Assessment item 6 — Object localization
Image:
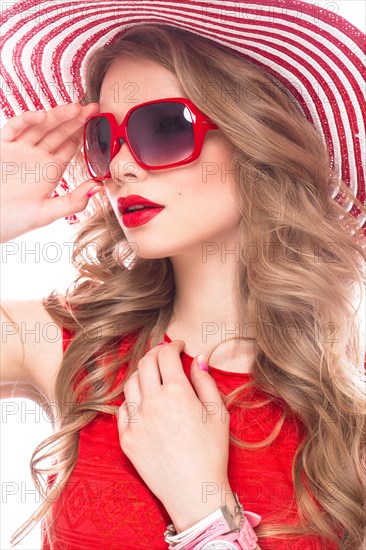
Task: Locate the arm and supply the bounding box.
[0,299,63,402]
[164,482,239,533]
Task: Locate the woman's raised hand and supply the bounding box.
[117,340,237,533]
[0,102,103,243]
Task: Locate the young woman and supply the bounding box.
[1,2,365,550]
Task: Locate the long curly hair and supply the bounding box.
[10,25,366,549]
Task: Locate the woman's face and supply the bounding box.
[99,56,242,260]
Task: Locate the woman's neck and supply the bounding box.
[166,250,258,373]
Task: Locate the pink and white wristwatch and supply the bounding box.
[164,493,261,550]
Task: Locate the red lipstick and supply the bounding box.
[117,195,165,228]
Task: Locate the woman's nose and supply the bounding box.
[109,140,149,184]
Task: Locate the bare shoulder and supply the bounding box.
[0,298,64,402]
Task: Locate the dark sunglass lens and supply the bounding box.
[85,116,111,178]
[127,102,194,166]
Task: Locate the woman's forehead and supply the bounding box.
[99,55,185,114]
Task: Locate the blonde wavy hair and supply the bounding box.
[11,25,366,549]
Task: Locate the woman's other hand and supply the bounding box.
[117,339,237,532]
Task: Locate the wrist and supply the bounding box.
[164,480,239,533]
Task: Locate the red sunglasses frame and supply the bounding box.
[83,97,218,181]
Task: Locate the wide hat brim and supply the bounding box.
[1,0,365,235]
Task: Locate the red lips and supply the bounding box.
[117,195,164,214]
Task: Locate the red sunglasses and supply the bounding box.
[83,97,218,180]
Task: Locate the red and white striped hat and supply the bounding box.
[1,0,365,234]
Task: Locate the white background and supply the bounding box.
[1,1,365,548]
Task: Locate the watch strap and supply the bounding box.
[195,511,260,550]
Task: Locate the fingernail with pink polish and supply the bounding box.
[158,341,168,346]
[87,185,103,198]
[197,354,208,371]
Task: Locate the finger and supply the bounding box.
[15,103,98,147]
[36,103,99,153]
[155,339,188,385]
[38,179,104,225]
[119,371,141,429]
[137,346,164,398]
[190,354,225,406]
[37,115,85,154]
[12,103,81,146]
[1,110,47,142]
[48,125,84,165]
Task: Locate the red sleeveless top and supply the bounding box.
[41,327,339,550]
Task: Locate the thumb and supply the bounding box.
[191,354,223,405]
[43,179,104,221]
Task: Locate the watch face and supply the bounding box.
[201,541,238,550]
